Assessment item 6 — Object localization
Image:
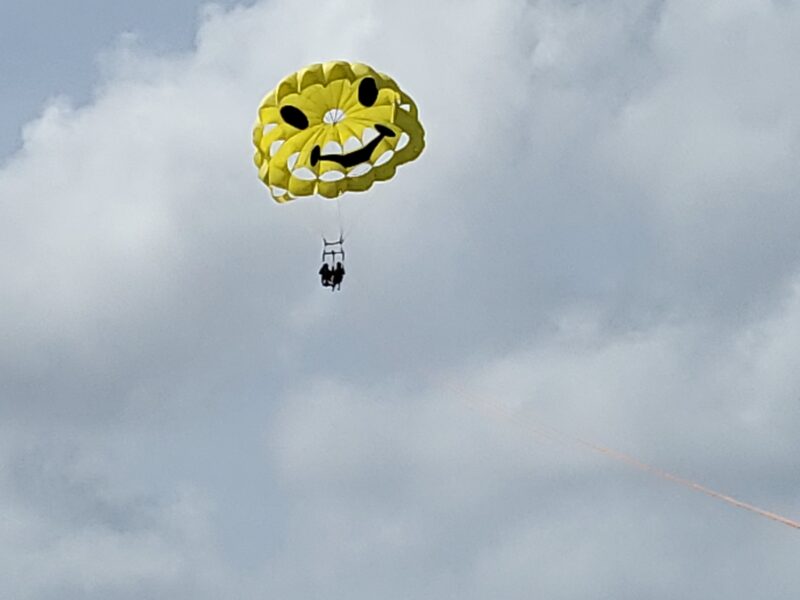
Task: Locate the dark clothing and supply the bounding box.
[319,264,332,287]
[331,263,345,291]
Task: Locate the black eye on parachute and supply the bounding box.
[358,77,379,107]
[280,105,309,130]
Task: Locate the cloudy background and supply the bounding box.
[2,0,799,597]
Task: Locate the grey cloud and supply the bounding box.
[1,0,800,598]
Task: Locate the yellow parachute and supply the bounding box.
[253,61,425,203]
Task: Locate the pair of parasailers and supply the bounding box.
[319,262,345,291]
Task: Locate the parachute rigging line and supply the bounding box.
[336,196,345,242]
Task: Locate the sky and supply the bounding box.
[1,0,799,598]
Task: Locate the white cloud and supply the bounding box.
[2,0,800,598]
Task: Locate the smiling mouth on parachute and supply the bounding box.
[311,124,396,168]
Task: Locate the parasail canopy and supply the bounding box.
[253,61,425,203]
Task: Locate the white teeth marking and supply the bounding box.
[271,186,287,196]
[323,108,346,124]
[361,127,379,145]
[396,132,410,151]
[348,163,372,178]
[322,141,343,155]
[343,136,362,153]
[375,150,394,166]
[262,123,277,135]
[399,103,411,111]
[287,152,299,171]
[320,170,345,182]
[292,167,317,181]
[270,139,284,157]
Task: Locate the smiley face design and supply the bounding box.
[253,61,425,203]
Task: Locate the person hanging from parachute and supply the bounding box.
[318,263,332,287]
[331,261,345,291]
[252,61,425,290]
